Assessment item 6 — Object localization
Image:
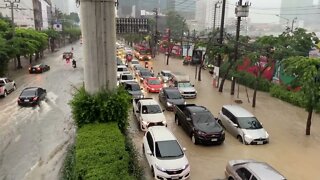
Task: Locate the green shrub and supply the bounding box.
[76,123,134,180]
[60,144,76,180]
[125,135,144,180]
[269,84,306,108]
[69,86,131,133]
[220,62,271,92]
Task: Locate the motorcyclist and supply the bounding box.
[72,59,77,68]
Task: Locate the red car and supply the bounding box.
[143,77,163,93]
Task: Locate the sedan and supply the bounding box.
[138,69,153,83]
[225,159,286,180]
[143,77,163,93]
[17,87,47,106]
[159,87,185,110]
[29,64,50,73]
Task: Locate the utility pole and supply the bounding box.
[186,30,190,57]
[230,0,250,95]
[80,0,117,93]
[213,1,221,30]
[5,0,20,69]
[217,0,226,91]
[166,28,171,65]
[153,8,158,57]
[291,17,297,32]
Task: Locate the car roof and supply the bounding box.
[139,99,159,106]
[245,162,286,180]
[117,65,127,68]
[124,81,139,85]
[146,77,158,80]
[22,87,39,91]
[186,105,208,113]
[223,105,254,117]
[163,87,179,92]
[149,126,177,142]
[161,70,171,73]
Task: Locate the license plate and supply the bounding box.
[211,138,217,142]
[24,99,29,102]
[257,141,263,145]
[171,176,179,180]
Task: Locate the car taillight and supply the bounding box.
[37,68,41,70]
[32,97,38,101]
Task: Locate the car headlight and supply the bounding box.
[196,130,206,136]
[162,120,167,125]
[195,90,198,94]
[166,101,173,106]
[140,94,144,98]
[151,88,155,91]
[155,164,166,172]
[182,164,189,170]
[184,101,187,105]
[148,56,151,59]
[142,121,148,125]
[265,131,269,138]
[139,57,143,59]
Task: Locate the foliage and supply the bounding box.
[270,84,306,108]
[69,86,131,133]
[166,11,188,41]
[59,144,76,180]
[75,123,134,180]
[62,28,81,42]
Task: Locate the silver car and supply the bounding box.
[225,159,286,180]
[158,70,171,83]
[218,105,269,145]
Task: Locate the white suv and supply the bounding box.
[143,126,190,180]
[218,105,269,145]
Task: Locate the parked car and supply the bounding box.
[174,104,225,145]
[29,64,50,73]
[142,126,190,180]
[138,69,153,83]
[17,87,47,106]
[118,73,135,85]
[158,70,172,83]
[225,159,286,180]
[218,105,269,145]
[143,77,163,93]
[129,60,140,69]
[117,57,124,66]
[117,65,130,79]
[123,81,144,99]
[62,52,73,59]
[133,98,166,131]
[0,78,16,97]
[169,72,197,98]
[159,87,185,110]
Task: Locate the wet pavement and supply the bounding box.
[129,53,320,180]
[0,43,83,180]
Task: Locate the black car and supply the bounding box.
[123,81,144,99]
[138,69,153,82]
[174,104,225,145]
[17,87,47,106]
[159,87,185,110]
[29,64,50,73]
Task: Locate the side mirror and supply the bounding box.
[146,149,152,155]
[186,117,191,121]
[182,147,187,152]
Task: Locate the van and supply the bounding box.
[169,72,197,98]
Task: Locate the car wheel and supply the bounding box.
[228,177,234,180]
[237,136,243,144]
[175,115,180,126]
[191,134,198,145]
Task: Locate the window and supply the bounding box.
[236,168,252,180]
[146,132,154,153]
[155,140,183,159]
[4,79,9,83]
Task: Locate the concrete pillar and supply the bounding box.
[80,0,117,94]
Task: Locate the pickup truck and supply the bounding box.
[174,104,225,145]
[169,72,197,98]
[0,78,16,97]
[133,98,167,131]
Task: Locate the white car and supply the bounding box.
[129,60,140,70]
[218,105,269,145]
[118,73,135,86]
[117,65,130,79]
[143,126,190,180]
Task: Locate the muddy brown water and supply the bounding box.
[129,54,320,180]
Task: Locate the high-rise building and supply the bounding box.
[280,0,318,29]
[174,0,196,20]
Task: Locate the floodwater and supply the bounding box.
[129,53,320,180]
[0,43,82,180]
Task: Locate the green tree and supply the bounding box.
[283,56,320,135]
[43,28,59,52]
[166,11,188,42]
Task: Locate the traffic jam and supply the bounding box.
[116,42,284,180]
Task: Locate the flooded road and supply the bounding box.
[129,53,320,180]
[0,43,83,180]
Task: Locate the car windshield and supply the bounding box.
[21,89,36,96]
[124,75,133,80]
[141,71,151,76]
[140,49,151,55]
[129,84,140,91]
[162,72,171,77]
[155,140,184,159]
[148,79,161,85]
[132,61,139,64]
[178,82,192,87]
[141,105,162,114]
[167,91,182,99]
[238,117,263,129]
[191,112,215,124]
